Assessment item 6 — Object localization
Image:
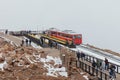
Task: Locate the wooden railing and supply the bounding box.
[77,60,110,80]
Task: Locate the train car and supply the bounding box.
[41,28,82,47]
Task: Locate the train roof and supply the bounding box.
[48,28,80,35]
[62,30,76,34]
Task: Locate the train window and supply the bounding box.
[61,33,67,37]
[58,33,60,35]
[68,35,72,38]
[77,35,81,38]
[60,33,62,36]
[51,32,55,34]
[73,35,81,38]
[58,33,72,38]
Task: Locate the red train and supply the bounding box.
[41,28,82,47]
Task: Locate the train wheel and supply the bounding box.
[69,42,76,48]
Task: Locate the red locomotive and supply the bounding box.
[41,28,82,47]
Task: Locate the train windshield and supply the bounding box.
[73,35,81,39]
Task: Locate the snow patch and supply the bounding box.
[31,42,42,49]
[83,75,89,80]
[80,72,85,75]
[40,56,68,77]
[0,61,7,71]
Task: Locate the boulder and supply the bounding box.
[0,57,5,63]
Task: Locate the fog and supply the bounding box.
[0,0,120,52]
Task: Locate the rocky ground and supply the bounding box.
[0,38,89,80]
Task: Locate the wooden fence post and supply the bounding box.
[85,64,87,72]
[79,61,81,68]
[117,66,119,73]
[95,68,98,77]
[89,65,91,74]
[105,73,107,80]
[100,71,102,80]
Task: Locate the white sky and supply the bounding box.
[0,0,120,52]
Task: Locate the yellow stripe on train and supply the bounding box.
[40,34,66,44]
[28,34,40,40]
[50,36,66,42]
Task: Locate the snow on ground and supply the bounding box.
[72,47,120,65]
[83,75,89,80]
[33,49,68,77]
[0,61,7,71]
[31,42,42,49]
[81,44,120,63]
[80,72,89,80]
[40,56,68,77]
